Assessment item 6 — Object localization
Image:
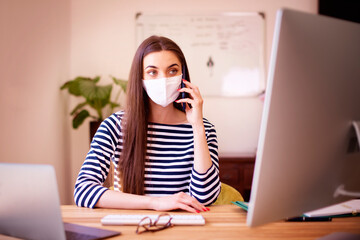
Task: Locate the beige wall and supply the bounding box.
[0,0,71,203]
[0,0,317,204]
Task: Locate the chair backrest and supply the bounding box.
[213,183,244,205]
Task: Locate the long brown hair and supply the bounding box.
[119,35,191,194]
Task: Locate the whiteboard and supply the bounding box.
[136,13,266,97]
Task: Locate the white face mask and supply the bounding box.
[143,74,182,107]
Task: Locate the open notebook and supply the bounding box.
[0,163,120,240]
[304,199,360,218]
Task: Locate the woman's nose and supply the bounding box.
[158,71,169,79]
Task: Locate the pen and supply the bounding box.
[285,216,332,222]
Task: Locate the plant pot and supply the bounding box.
[90,121,101,143]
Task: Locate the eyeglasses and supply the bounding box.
[136,213,173,234]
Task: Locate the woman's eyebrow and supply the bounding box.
[144,63,179,70]
[144,65,158,70]
[168,63,180,68]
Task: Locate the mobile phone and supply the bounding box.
[181,66,190,111]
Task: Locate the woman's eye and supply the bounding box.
[147,70,157,76]
[169,69,178,75]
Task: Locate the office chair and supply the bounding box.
[213,183,244,205]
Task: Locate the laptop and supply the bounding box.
[0,163,120,240]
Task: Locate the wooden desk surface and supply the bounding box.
[61,205,360,240]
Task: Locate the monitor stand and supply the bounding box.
[352,121,360,150]
[334,121,360,199]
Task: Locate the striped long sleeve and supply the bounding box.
[74,111,220,208]
[74,113,122,208]
[189,120,221,205]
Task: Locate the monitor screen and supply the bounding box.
[247,8,360,227]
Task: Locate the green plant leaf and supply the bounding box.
[60,81,71,90]
[73,109,90,129]
[79,81,112,102]
[93,76,101,83]
[60,77,94,96]
[70,101,88,115]
[110,102,120,108]
[61,75,127,128]
[60,80,81,96]
[112,77,128,93]
[78,81,112,120]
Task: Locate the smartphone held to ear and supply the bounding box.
[180,80,189,111]
[180,65,191,111]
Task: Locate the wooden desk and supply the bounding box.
[62,205,360,239]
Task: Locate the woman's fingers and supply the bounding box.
[175,192,207,212]
[176,97,194,105]
[180,80,202,98]
[177,203,198,213]
[176,89,202,106]
[152,193,210,213]
[182,79,197,90]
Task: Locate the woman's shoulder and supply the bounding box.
[202,117,215,129]
[202,118,217,140]
[102,110,125,126]
[113,110,125,119]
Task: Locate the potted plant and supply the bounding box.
[60,75,127,140]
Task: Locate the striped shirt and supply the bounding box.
[74,111,221,208]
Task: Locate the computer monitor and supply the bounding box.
[247,8,360,227]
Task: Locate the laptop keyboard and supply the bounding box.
[101,214,205,225]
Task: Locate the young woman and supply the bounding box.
[74,36,220,213]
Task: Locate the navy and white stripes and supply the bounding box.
[74,111,220,208]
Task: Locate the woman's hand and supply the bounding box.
[176,80,204,127]
[150,192,209,213]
